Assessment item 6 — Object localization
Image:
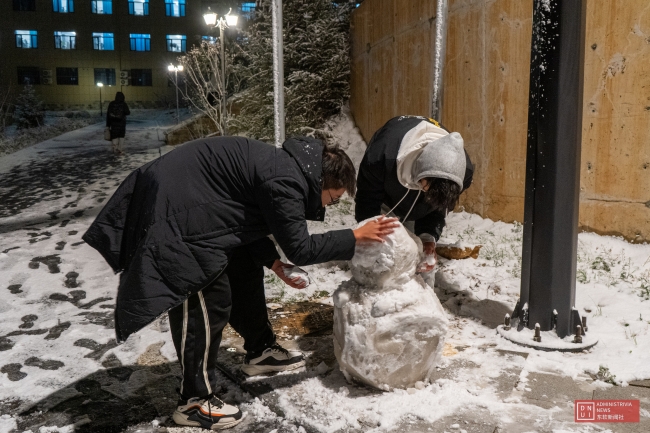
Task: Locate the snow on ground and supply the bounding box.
[258,209,650,432]
[0,110,648,432]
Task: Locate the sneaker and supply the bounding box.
[173,395,243,430]
[241,343,306,376]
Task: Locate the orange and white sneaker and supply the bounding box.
[173,395,243,430]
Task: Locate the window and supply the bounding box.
[91,0,112,14]
[129,34,150,51]
[202,35,216,44]
[13,0,36,11]
[54,31,76,50]
[165,0,185,17]
[240,2,255,13]
[17,67,41,85]
[94,68,116,86]
[15,30,38,49]
[56,67,78,85]
[93,33,114,50]
[53,0,74,13]
[131,69,152,86]
[166,34,186,52]
[128,0,148,15]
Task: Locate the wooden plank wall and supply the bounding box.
[349,0,650,242]
[350,0,438,139]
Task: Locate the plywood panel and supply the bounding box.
[444,0,488,215]
[395,0,437,35]
[350,0,438,141]
[395,24,434,117]
[578,0,650,241]
[481,0,532,223]
[366,40,396,136]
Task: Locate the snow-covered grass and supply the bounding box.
[0,115,100,156]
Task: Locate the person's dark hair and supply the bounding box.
[423,177,461,212]
[322,144,356,197]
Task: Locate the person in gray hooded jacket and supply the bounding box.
[355,116,474,271]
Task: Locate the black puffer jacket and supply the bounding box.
[106,92,130,139]
[83,136,356,342]
[355,116,474,240]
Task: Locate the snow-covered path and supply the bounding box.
[1,111,649,433]
[0,112,184,432]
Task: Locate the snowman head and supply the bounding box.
[350,219,422,288]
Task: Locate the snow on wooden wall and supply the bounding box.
[350,0,650,242]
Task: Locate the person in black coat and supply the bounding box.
[83,136,396,429]
[106,91,130,154]
[356,115,474,273]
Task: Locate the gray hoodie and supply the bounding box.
[395,121,466,190]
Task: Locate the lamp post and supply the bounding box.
[168,64,184,124]
[203,8,238,135]
[97,82,104,116]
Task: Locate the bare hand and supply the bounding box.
[353,216,400,243]
[271,260,308,289]
[417,241,438,273]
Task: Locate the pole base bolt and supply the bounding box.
[504,314,511,331]
[533,323,541,342]
[573,325,583,343]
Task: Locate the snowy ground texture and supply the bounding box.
[0,109,649,433]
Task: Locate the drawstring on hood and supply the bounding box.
[385,189,421,221]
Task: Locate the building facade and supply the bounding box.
[1,0,213,110]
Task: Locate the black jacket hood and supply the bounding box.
[282,137,326,221]
[115,92,125,102]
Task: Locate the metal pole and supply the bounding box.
[220,23,227,135]
[431,0,448,122]
[272,0,285,146]
[175,70,179,124]
[99,86,102,116]
[518,0,587,338]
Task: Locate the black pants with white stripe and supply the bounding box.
[168,246,276,398]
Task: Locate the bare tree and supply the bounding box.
[176,40,242,137]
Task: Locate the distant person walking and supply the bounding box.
[106,92,130,155]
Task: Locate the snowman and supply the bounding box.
[333,219,448,390]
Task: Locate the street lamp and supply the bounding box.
[203,7,238,135]
[96,82,104,116]
[168,64,184,124]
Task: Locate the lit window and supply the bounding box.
[166,34,186,52]
[13,0,36,11]
[56,67,78,85]
[53,0,74,13]
[93,33,114,50]
[131,69,152,86]
[128,0,148,15]
[15,30,38,49]
[165,0,185,17]
[17,67,41,85]
[54,31,76,50]
[202,35,216,44]
[240,2,255,12]
[94,68,116,86]
[91,0,112,14]
[130,33,151,51]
